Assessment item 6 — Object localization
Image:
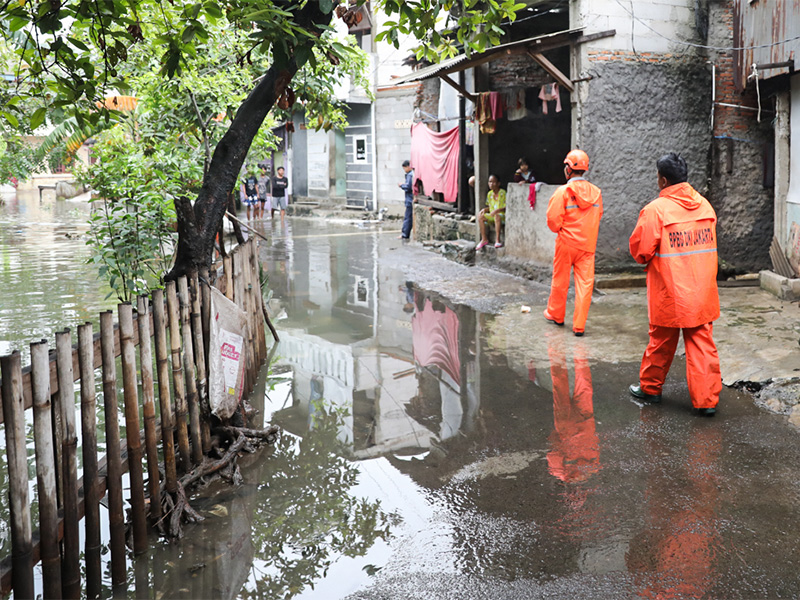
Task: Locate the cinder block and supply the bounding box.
[760,270,800,301]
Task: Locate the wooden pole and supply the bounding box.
[178,276,203,464]
[152,288,178,494]
[223,255,234,300]
[1,351,34,600]
[247,240,266,363]
[190,272,212,454]
[99,310,126,587]
[77,322,102,599]
[56,328,80,599]
[137,296,162,524]
[30,340,62,600]
[118,303,148,554]
[233,247,254,394]
[167,280,192,471]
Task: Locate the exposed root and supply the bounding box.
[155,424,281,539]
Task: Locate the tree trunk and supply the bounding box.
[168,2,331,279]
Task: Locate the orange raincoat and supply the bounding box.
[545,178,603,332]
[629,182,721,408]
[629,182,719,328]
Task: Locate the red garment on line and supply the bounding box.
[410,122,460,204]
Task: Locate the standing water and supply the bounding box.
[4,212,800,598]
[0,189,114,360]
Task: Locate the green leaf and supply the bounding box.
[30,107,47,130]
[2,111,19,128]
[319,0,334,14]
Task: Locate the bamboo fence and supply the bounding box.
[0,238,273,598]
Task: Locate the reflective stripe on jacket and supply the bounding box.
[546,177,603,252]
[629,182,720,328]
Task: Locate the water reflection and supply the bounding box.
[141,401,392,600]
[627,413,722,599]
[544,337,601,484]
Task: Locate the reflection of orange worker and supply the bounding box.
[543,150,603,337]
[628,153,721,416]
[546,339,601,483]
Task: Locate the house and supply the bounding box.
[388,0,776,276]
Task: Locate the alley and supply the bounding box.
[139,217,800,599]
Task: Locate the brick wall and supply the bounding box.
[706,0,773,274]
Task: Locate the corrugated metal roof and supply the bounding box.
[735,0,800,89]
[391,27,583,85]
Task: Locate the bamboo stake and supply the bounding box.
[178,276,203,464]
[167,280,192,471]
[77,322,102,599]
[56,328,80,599]
[233,247,254,394]
[30,340,61,600]
[118,303,148,554]
[137,296,162,524]
[249,239,268,360]
[1,351,34,600]
[223,255,234,300]
[191,272,211,454]
[99,311,126,587]
[152,289,178,494]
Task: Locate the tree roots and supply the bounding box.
[156,424,280,539]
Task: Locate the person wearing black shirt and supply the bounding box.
[271,166,289,222]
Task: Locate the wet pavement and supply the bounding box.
[3,208,800,598]
[137,217,800,599]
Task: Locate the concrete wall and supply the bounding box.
[705,0,773,274]
[375,85,416,216]
[573,0,712,270]
[504,182,558,266]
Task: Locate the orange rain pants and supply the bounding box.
[546,237,595,333]
[639,322,721,409]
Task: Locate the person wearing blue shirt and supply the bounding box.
[399,160,414,240]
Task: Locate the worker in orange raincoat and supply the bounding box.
[628,153,721,416]
[544,149,603,336]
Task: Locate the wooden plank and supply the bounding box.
[439,74,477,102]
[771,236,795,278]
[528,51,574,93]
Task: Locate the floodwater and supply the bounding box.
[138,219,800,599]
[0,189,114,361]
[3,211,800,598]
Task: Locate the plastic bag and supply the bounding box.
[208,287,248,420]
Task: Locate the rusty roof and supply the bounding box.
[390,27,583,85]
[735,0,800,89]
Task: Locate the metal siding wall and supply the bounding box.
[346,124,373,206]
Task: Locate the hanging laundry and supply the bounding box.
[506,89,527,121]
[539,83,562,114]
[528,182,537,210]
[410,122,460,204]
[488,91,505,120]
[465,117,476,146]
[476,93,495,134]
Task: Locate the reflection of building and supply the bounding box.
[265,222,479,459]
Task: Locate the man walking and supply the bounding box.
[543,149,603,337]
[628,153,721,416]
[271,166,289,223]
[399,160,414,240]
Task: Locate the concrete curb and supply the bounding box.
[760,269,800,301]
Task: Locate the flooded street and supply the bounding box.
[2,210,800,598]
[0,190,114,360]
[141,218,800,599]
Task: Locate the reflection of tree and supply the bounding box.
[240,401,392,599]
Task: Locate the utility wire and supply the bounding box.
[614,0,800,52]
